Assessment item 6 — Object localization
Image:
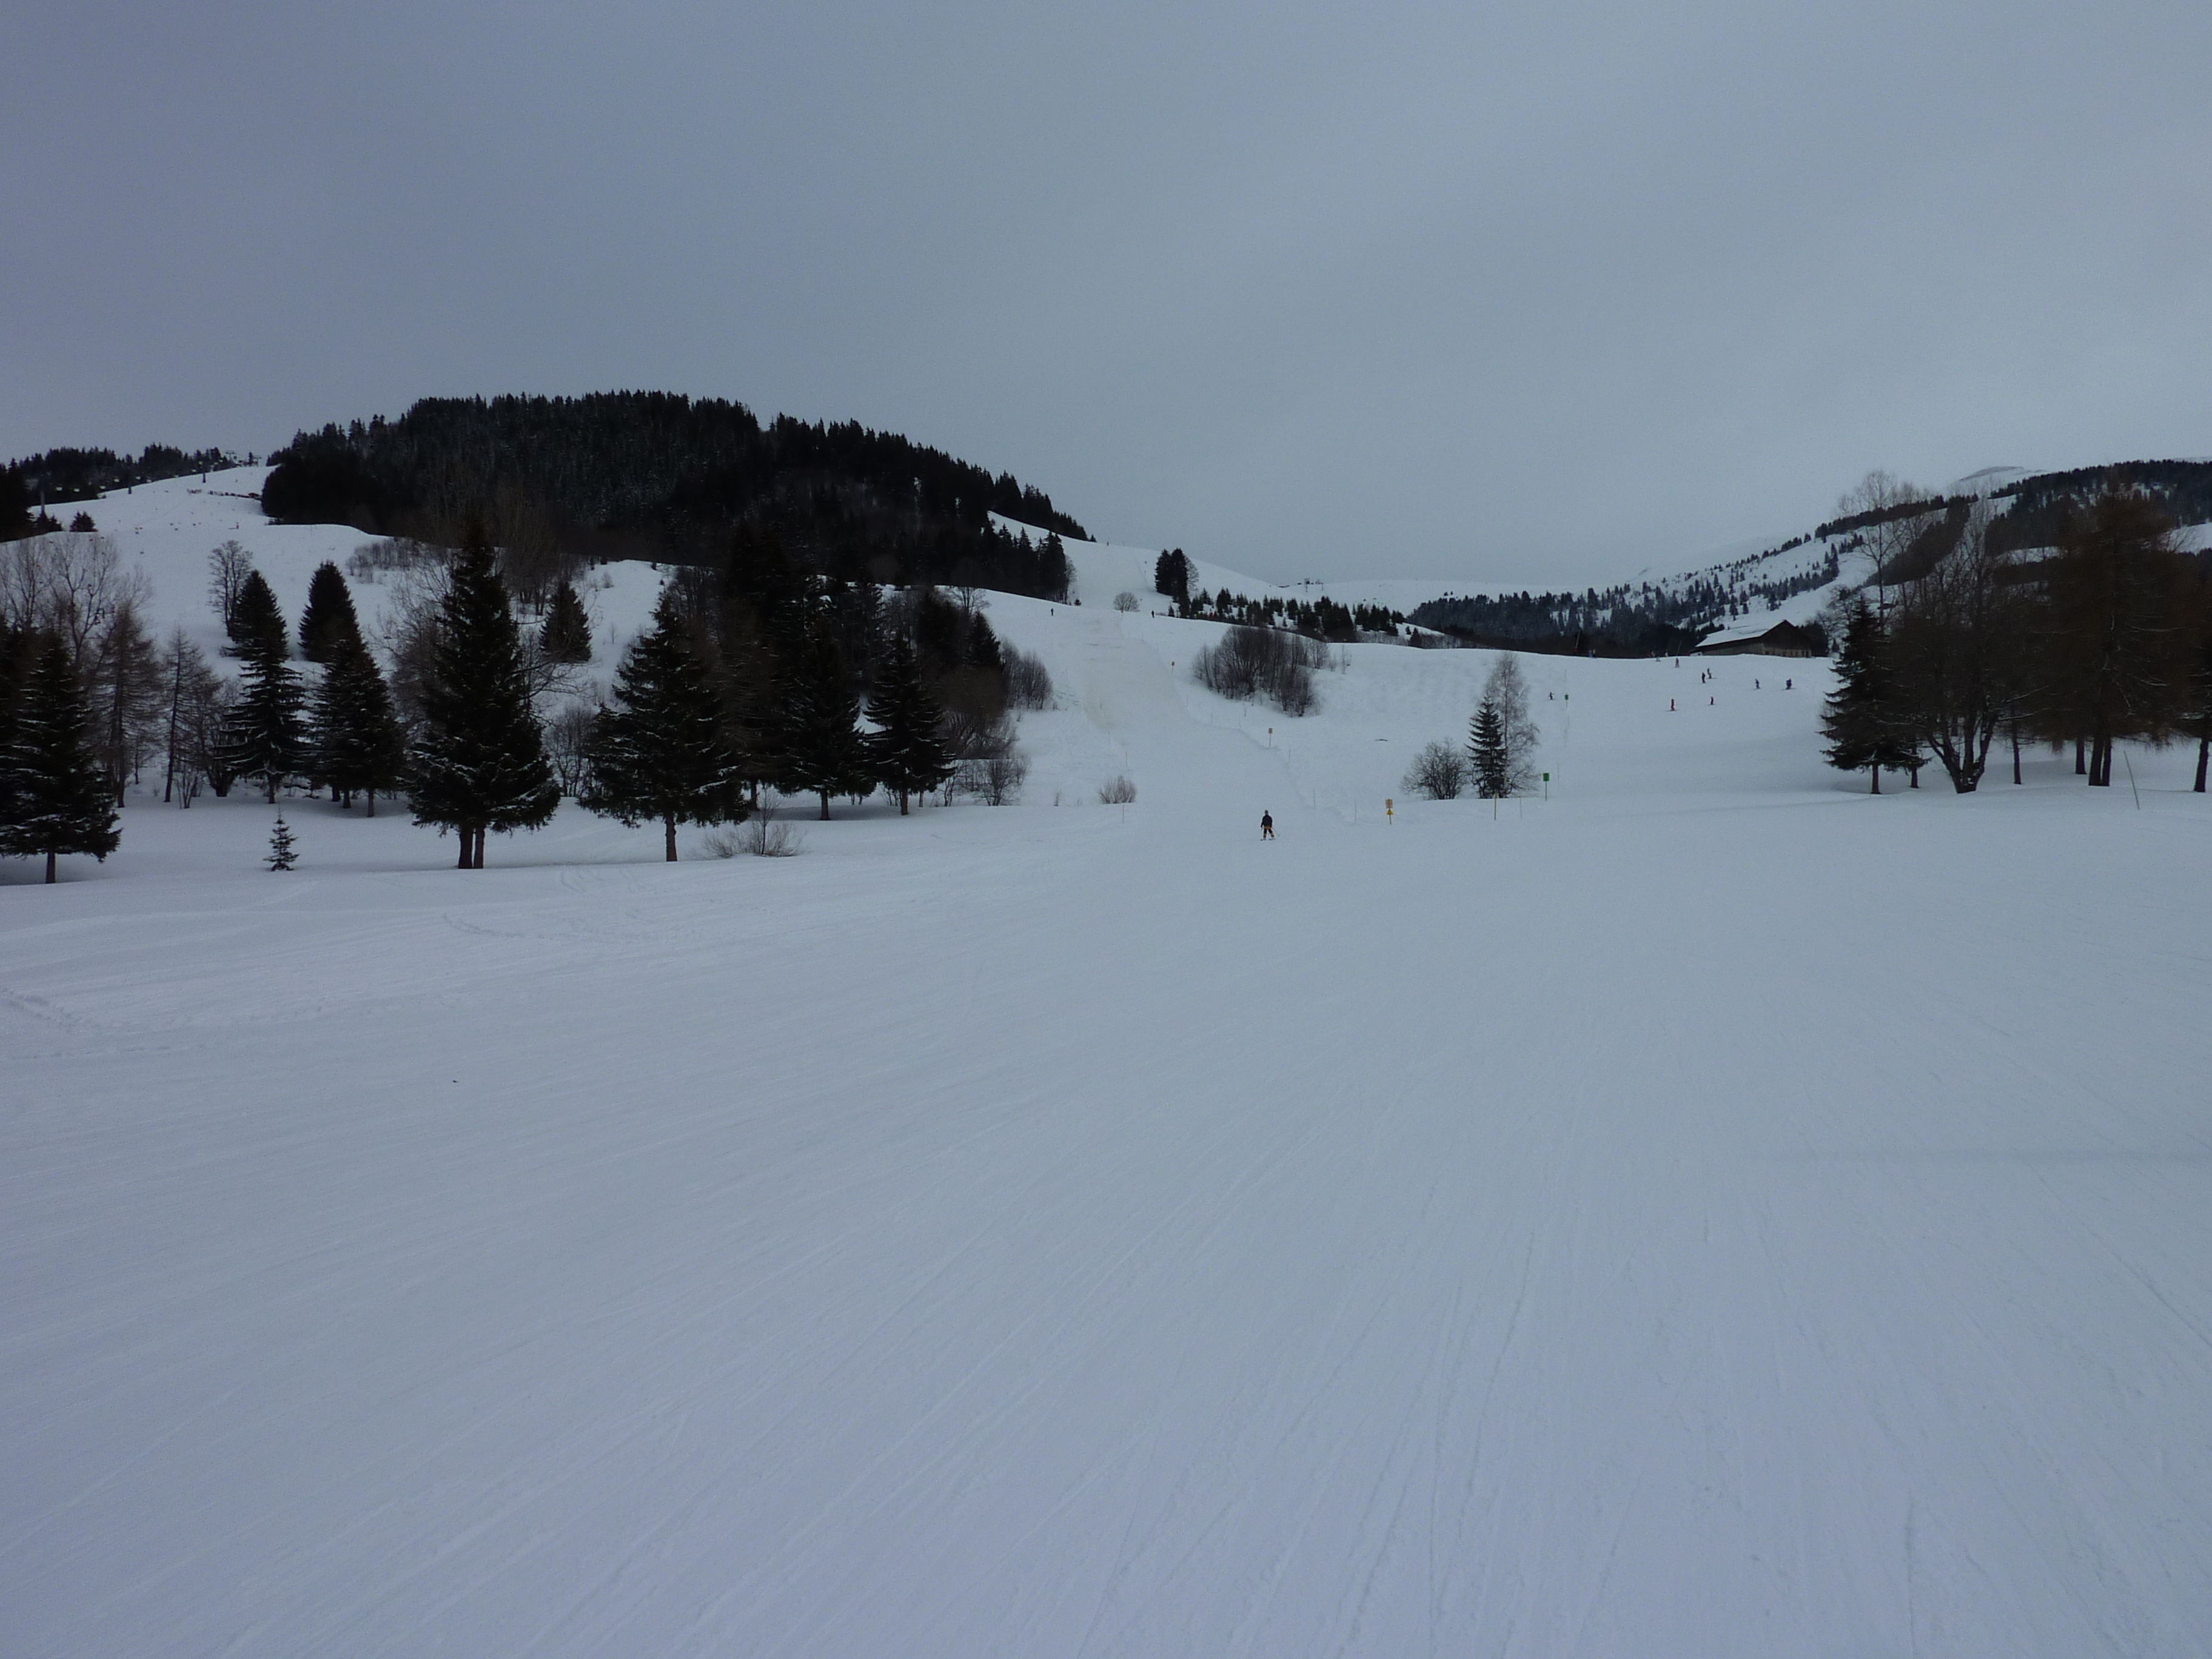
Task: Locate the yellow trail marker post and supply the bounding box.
[1386,798,1393,825]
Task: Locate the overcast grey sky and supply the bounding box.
[5,1,2209,583]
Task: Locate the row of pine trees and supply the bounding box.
[2,515,1042,878]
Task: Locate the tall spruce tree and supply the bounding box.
[966,611,1005,675]
[312,634,407,814]
[1469,698,1511,799]
[1822,598,1918,793]
[298,561,364,663]
[221,593,306,803]
[774,619,873,820]
[866,634,954,814]
[407,520,560,867]
[540,578,594,665]
[581,589,747,859]
[229,568,287,660]
[0,637,121,882]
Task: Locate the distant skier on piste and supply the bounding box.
[1261,811,1274,840]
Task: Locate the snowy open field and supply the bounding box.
[5,478,2212,1655]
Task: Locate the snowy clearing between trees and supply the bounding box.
[6,477,2212,1655]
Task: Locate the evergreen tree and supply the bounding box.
[866,634,954,814]
[1469,698,1511,799]
[2041,489,2191,786]
[229,568,287,660]
[540,578,594,665]
[580,589,747,859]
[1153,548,1191,605]
[911,586,966,674]
[311,634,407,815]
[407,519,560,867]
[221,593,307,803]
[966,611,1005,675]
[266,814,298,871]
[1821,598,1918,792]
[298,561,364,663]
[0,637,121,882]
[774,619,873,819]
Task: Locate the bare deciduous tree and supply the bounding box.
[1403,740,1468,799]
[543,698,601,797]
[1480,654,1540,793]
[207,540,253,634]
[1886,501,2034,793]
[86,599,166,803]
[1,533,152,669]
[157,628,224,805]
[1835,470,1941,605]
[1003,645,1054,709]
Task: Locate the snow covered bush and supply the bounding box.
[1098,774,1136,804]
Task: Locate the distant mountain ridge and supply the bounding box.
[1410,455,2212,655]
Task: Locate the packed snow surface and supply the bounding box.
[5,480,2211,1656]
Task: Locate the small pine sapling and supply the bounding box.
[266,814,298,871]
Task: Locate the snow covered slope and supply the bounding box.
[66,464,668,685]
[5,481,2212,1657]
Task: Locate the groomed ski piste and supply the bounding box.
[5,473,2210,1656]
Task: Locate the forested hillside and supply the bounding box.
[259,394,1085,601]
[1410,456,2212,655]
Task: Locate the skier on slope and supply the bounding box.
[1261,811,1275,840]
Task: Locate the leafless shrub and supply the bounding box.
[346,537,443,585]
[1191,623,1325,715]
[970,749,1029,805]
[545,699,601,797]
[1114,591,1139,612]
[942,705,1016,765]
[1098,773,1137,804]
[1403,740,1468,799]
[705,816,803,857]
[1004,645,1054,709]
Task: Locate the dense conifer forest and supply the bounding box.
[257,394,1085,602]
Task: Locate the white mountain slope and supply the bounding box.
[4,474,2210,1657]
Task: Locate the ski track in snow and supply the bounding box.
[3,474,2211,1655]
